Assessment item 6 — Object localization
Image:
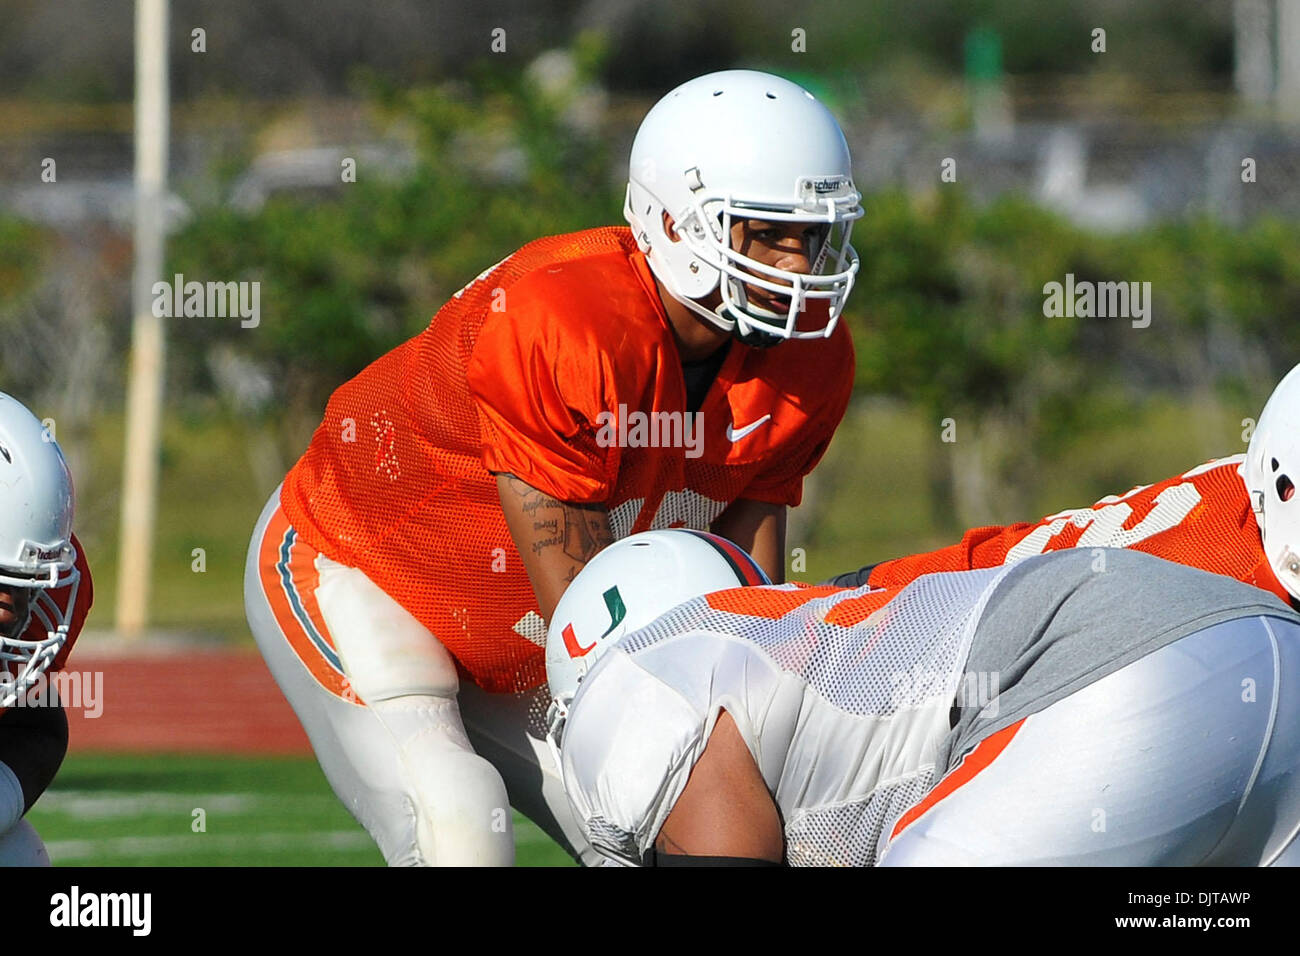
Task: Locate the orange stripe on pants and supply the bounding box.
[255,503,355,701]
[890,718,1027,841]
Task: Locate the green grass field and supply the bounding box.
[29,753,576,867]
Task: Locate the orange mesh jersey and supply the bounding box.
[864,455,1291,604]
[705,582,900,628]
[281,226,855,693]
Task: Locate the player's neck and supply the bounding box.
[655,279,732,363]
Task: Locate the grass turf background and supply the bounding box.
[30,753,576,866]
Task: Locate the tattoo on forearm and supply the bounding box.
[531,536,563,555]
[561,504,609,563]
[503,475,612,568]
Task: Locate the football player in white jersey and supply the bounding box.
[545,531,1300,866]
[0,394,91,867]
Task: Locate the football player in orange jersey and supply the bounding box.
[825,363,1300,611]
[0,394,93,866]
[243,70,864,865]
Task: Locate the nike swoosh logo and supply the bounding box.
[726,414,772,442]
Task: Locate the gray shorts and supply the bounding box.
[880,613,1300,865]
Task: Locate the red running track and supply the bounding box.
[62,648,313,756]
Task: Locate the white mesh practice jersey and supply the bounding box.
[559,563,1018,866]
[559,547,1299,866]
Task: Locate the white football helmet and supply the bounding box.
[544,529,769,759]
[1241,363,1300,602]
[624,70,862,345]
[0,393,79,708]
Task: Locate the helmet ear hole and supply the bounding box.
[660,210,678,241]
[1278,474,1295,502]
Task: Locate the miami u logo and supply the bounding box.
[560,586,627,658]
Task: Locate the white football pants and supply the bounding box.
[880,614,1300,865]
[244,487,598,866]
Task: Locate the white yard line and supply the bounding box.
[46,826,555,861]
[46,831,375,861]
[35,790,560,857]
[35,790,337,819]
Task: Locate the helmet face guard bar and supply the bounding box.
[676,188,863,340]
[0,555,76,590]
[544,695,570,773]
[0,559,78,709]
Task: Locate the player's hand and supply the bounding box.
[818,563,879,588]
[712,499,786,583]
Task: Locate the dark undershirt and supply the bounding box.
[681,340,732,414]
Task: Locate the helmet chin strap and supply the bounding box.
[722,277,788,348]
[665,273,787,349]
[725,308,785,348]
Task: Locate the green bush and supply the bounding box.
[168,69,620,422]
[163,74,1300,528]
[0,216,47,304]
